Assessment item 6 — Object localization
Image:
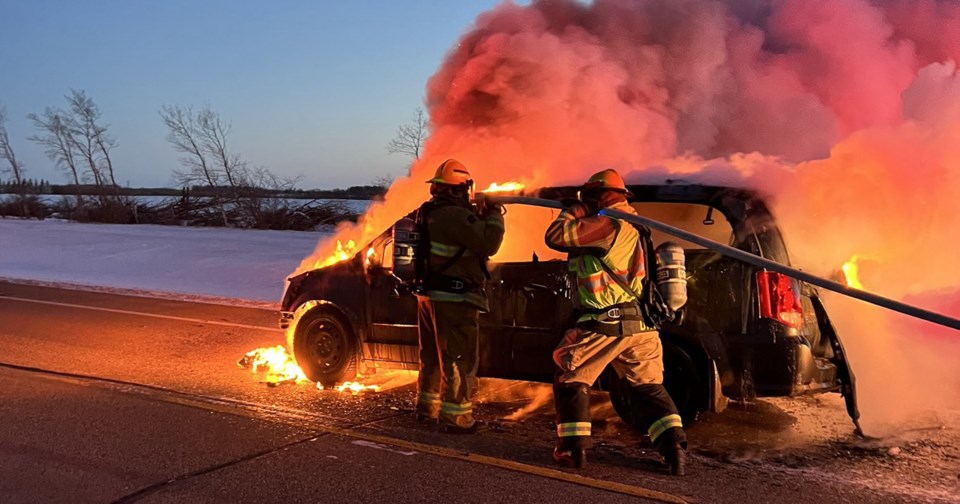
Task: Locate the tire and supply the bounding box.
[606,341,703,430]
[662,342,702,424]
[292,307,358,387]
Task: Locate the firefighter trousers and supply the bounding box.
[416,297,480,428]
[553,327,685,451]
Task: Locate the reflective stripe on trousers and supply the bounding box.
[417,391,440,410]
[556,421,592,438]
[648,414,683,442]
[440,401,473,416]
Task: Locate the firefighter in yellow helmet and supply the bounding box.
[544,168,687,475]
[414,159,505,433]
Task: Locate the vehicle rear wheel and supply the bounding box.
[292,307,358,387]
[606,341,703,430]
[662,342,702,424]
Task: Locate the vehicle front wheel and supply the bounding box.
[292,307,358,387]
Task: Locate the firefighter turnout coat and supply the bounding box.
[416,194,504,430]
[544,200,684,451]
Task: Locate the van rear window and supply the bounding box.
[630,202,733,249]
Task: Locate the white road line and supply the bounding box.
[351,440,418,456]
[0,295,283,332]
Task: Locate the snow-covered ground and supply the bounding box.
[0,218,330,305]
[1,194,372,215]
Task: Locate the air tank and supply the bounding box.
[655,241,687,312]
[392,217,419,284]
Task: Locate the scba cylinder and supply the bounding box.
[392,217,419,284]
[655,241,687,312]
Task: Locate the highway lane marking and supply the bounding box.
[0,361,688,504]
[352,439,418,456]
[0,295,283,332]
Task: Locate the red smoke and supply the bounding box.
[298,0,960,432]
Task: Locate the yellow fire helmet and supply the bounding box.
[583,168,631,194]
[427,158,473,187]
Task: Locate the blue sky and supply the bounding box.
[0,0,503,189]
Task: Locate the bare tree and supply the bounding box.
[161,104,300,228]
[27,91,120,210]
[0,105,26,186]
[65,90,118,188]
[28,107,84,207]
[194,108,247,203]
[161,105,219,187]
[161,105,228,225]
[0,105,30,217]
[386,106,429,160]
[372,173,395,189]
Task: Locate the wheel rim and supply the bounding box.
[306,320,344,370]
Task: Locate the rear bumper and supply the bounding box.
[731,334,842,398]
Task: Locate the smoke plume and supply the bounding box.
[299,0,960,433]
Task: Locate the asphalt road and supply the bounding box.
[0,281,956,503]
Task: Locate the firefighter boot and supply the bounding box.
[553,381,591,469]
[415,410,438,424]
[656,427,688,476]
[415,391,440,425]
[553,443,587,469]
[438,413,483,434]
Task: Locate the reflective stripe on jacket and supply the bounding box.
[545,201,647,322]
[421,195,505,311]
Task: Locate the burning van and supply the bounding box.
[279,183,859,428]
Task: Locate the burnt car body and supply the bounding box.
[280,183,859,428]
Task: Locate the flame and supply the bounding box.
[238,345,385,393]
[285,0,960,435]
[841,255,865,290]
[238,346,307,384]
[314,239,357,269]
[480,181,526,193]
[365,247,376,266]
[318,381,381,395]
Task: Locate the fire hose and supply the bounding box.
[486,194,960,332]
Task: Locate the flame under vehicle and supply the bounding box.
[280,184,858,427]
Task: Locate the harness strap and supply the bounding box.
[425,274,481,294]
[586,223,674,330]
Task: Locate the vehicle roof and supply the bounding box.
[538,182,760,201]
[535,182,768,224]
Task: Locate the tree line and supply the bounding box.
[0,91,402,229]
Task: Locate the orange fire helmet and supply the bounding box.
[583,168,630,193]
[426,159,473,187]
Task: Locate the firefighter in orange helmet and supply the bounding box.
[544,168,687,475]
[414,159,505,433]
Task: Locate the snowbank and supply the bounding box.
[0,218,329,304]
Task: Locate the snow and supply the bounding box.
[0,218,331,305]
[1,194,372,215]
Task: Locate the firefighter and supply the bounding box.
[544,168,687,475]
[415,159,505,434]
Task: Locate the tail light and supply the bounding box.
[756,270,803,328]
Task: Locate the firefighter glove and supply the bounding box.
[564,201,590,219]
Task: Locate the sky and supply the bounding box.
[0,0,503,189]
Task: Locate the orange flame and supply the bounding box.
[480,181,526,193]
[238,346,307,384]
[318,381,382,395]
[365,247,376,266]
[314,239,358,269]
[239,346,385,394]
[841,255,865,289]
